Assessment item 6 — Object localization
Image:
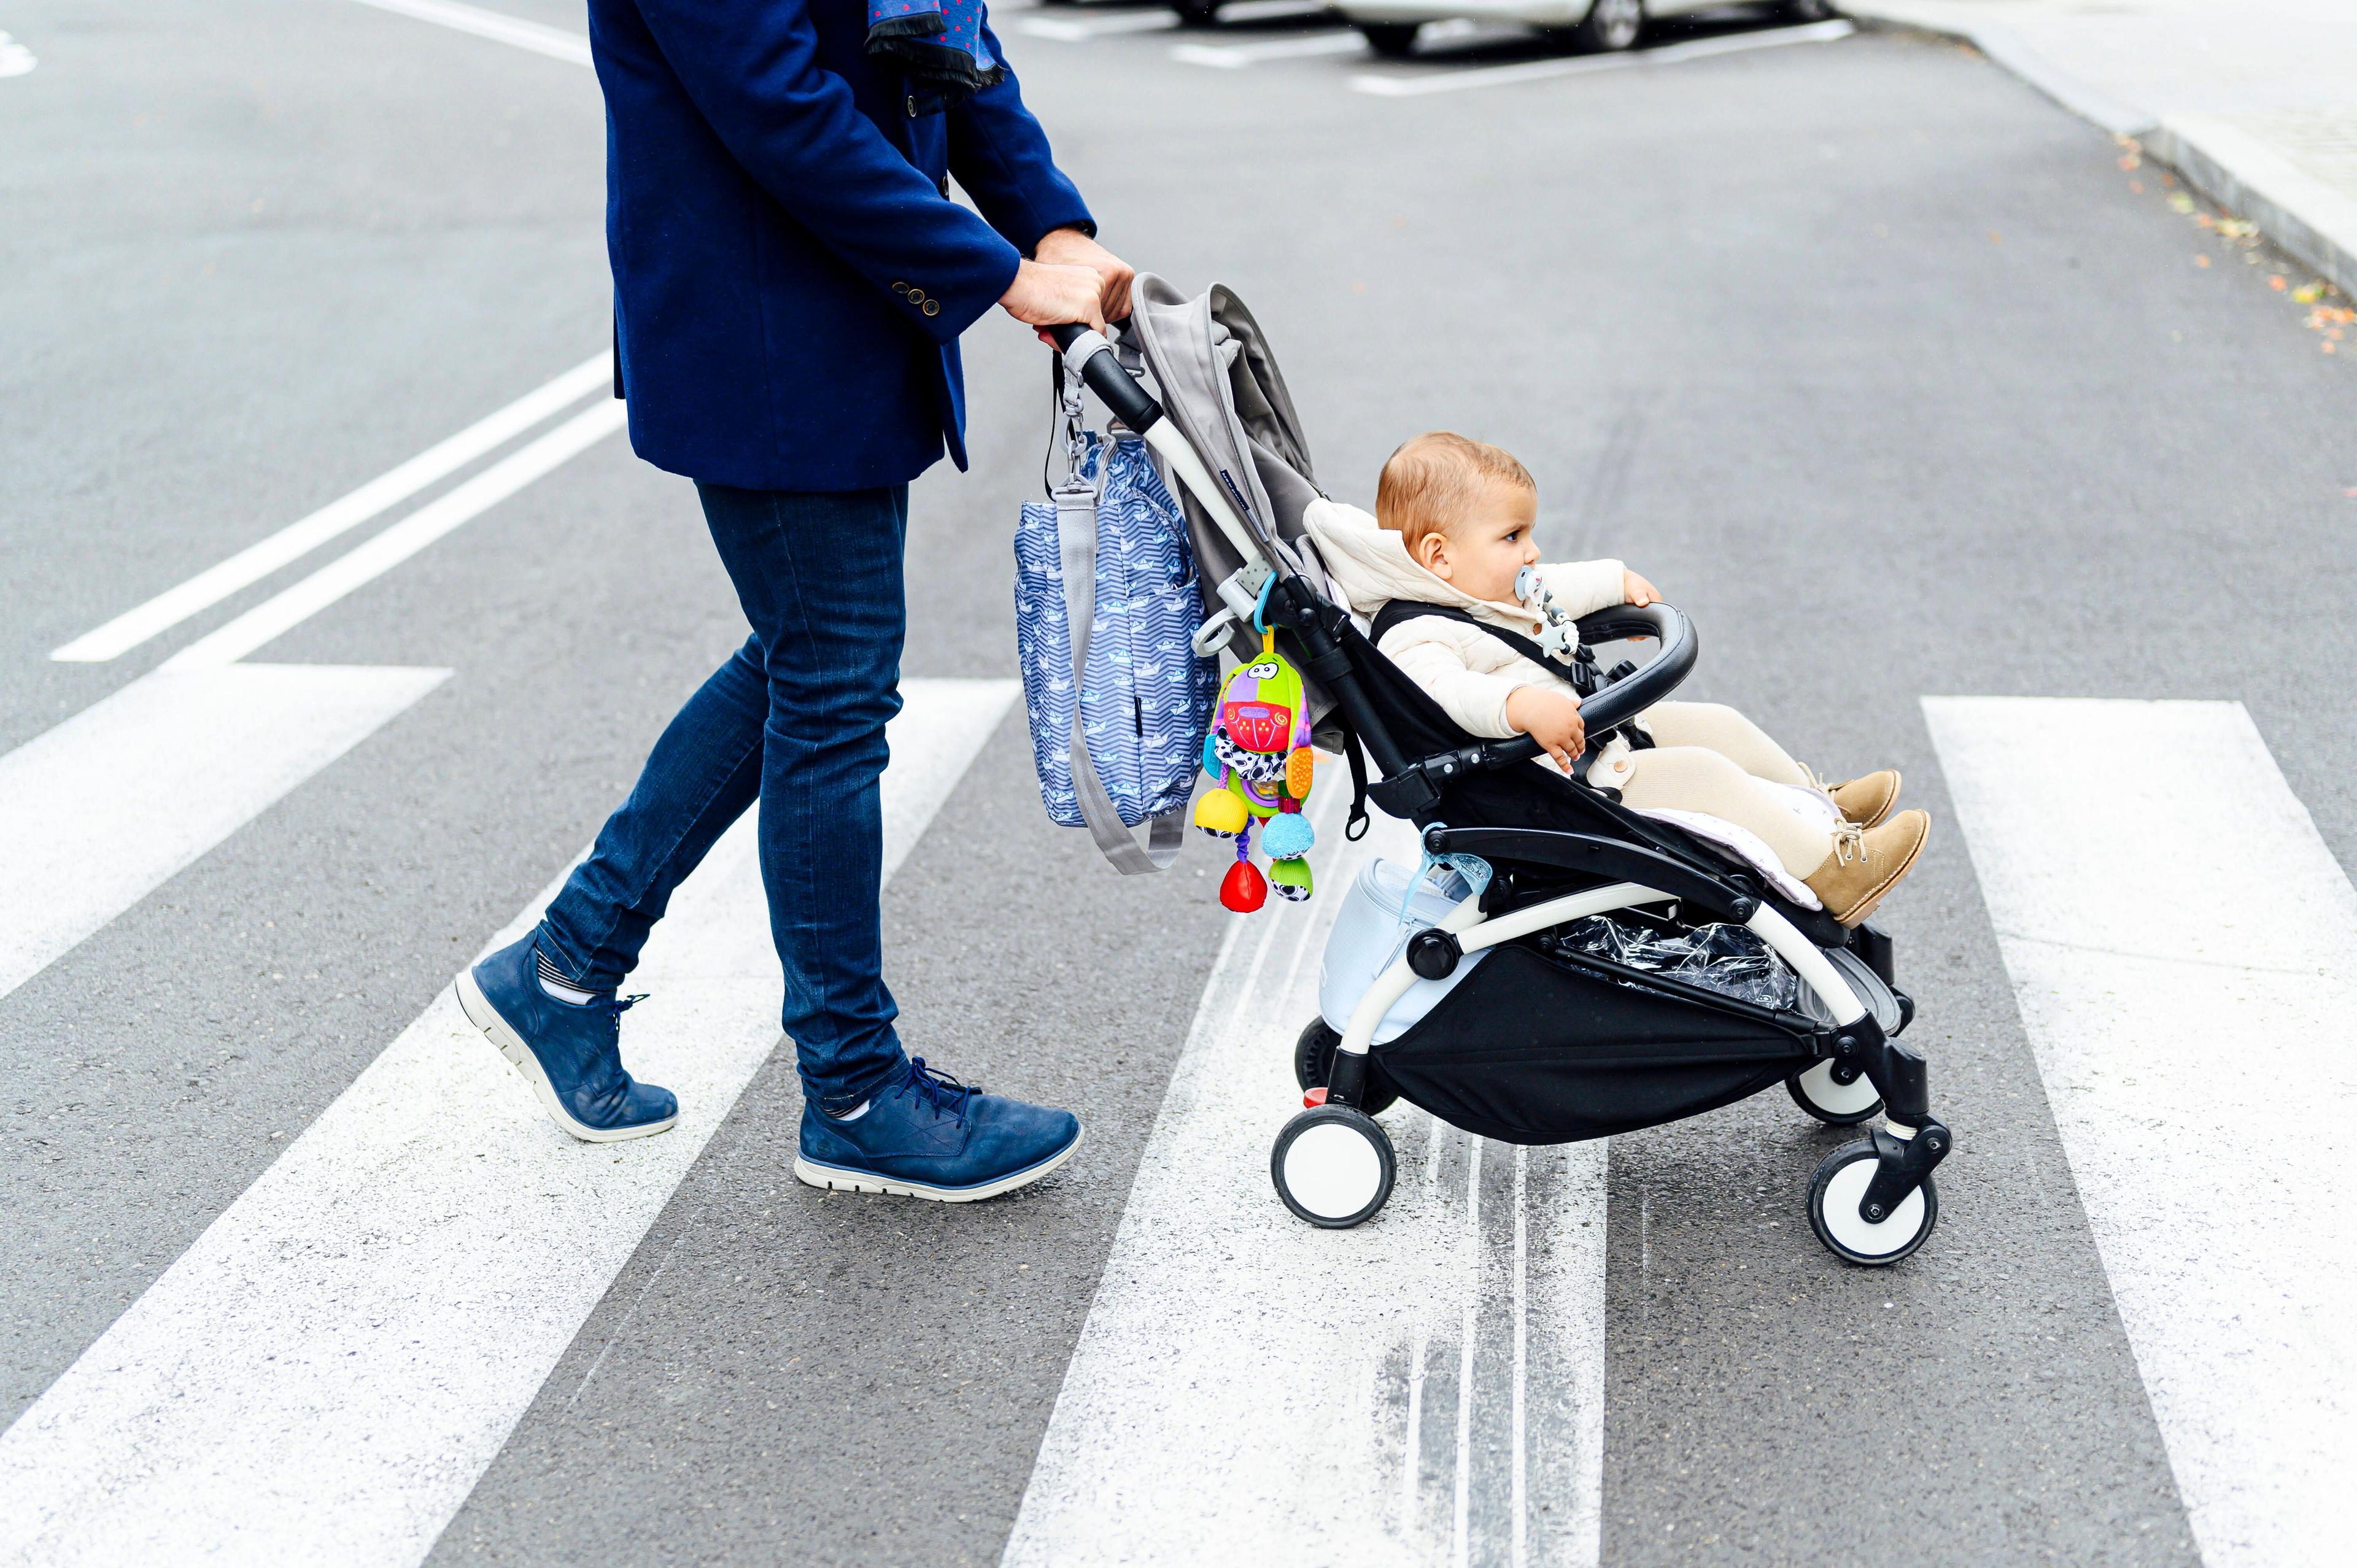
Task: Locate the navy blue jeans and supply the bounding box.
[538,484,910,1113]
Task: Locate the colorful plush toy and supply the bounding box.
[1194,625,1315,911]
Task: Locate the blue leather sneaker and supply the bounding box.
[454,933,679,1143]
[794,1058,1083,1202]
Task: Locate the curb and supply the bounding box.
[1845,7,2357,299]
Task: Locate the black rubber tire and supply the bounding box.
[1781,0,1837,18]
[1806,1139,1939,1267]
[1356,21,1421,57]
[1784,1062,1885,1127]
[1174,0,1222,25]
[1568,0,1643,52]
[1293,1018,1401,1116]
[1271,1105,1397,1228]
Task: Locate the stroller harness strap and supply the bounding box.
[1368,598,1564,671]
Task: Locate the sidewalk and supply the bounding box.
[1843,0,2357,298]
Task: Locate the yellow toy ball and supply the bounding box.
[1194,789,1248,838]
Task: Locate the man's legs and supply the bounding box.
[694,483,911,1115]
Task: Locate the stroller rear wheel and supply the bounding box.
[1294,1018,1400,1116]
[1807,1138,1938,1265]
[1272,1106,1395,1227]
[1786,1060,1884,1126]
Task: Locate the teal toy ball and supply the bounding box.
[1262,812,1314,861]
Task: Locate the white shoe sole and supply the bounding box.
[792,1127,1085,1203]
[454,969,678,1145]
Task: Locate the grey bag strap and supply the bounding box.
[1054,368,1186,876]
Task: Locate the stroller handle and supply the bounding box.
[1047,322,1165,436]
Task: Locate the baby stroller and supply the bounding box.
[1048,283,1948,1267]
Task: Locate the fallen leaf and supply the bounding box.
[2168,191,2196,214]
[2118,153,2141,171]
[2194,253,2211,268]
[2129,179,2144,194]
[2293,282,2325,303]
[2270,274,2289,291]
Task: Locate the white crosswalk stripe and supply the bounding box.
[0,663,449,1005]
[1002,792,1606,1568]
[0,679,1017,1568]
[1926,697,2357,1568]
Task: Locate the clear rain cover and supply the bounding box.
[1550,916,1800,1011]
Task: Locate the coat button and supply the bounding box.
[906,94,918,117]
[937,174,950,198]
[923,299,940,316]
[907,288,926,305]
[892,281,908,294]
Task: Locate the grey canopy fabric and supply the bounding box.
[1122,276,1344,740]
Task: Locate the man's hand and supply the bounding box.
[1622,568,1660,607]
[1505,686,1587,774]
[1000,258,1108,334]
[1035,227,1134,322]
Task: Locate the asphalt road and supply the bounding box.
[3,1,2352,1564]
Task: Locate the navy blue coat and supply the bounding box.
[587,0,1093,490]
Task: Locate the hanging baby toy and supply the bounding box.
[1193,594,1316,913]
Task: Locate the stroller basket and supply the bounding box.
[1046,304,1950,1267]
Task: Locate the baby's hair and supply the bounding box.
[1375,431,1536,552]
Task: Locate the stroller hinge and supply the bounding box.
[1859,1119,1950,1224]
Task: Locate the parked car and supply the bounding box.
[1337,0,1833,56]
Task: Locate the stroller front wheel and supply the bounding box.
[1787,1059,1885,1126]
[1808,1139,1938,1265]
[1272,1106,1396,1228]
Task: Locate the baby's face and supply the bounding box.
[1420,481,1541,603]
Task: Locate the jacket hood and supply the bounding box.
[1301,497,1552,636]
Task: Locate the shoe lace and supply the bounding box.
[1830,819,1868,867]
[900,1057,977,1125]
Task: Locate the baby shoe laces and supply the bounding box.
[1830,819,1868,867]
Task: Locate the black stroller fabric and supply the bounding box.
[1374,945,1812,1145]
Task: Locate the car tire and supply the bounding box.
[1356,21,1422,56]
[1174,0,1221,25]
[1781,0,1837,17]
[1568,0,1643,51]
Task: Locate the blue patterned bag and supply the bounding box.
[1015,381,1217,874]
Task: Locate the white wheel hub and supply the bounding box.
[1796,1060,1881,1118]
[1282,1122,1384,1220]
[1818,1154,1927,1258]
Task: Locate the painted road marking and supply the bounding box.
[0,664,449,1005]
[0,30,35,79]
[1925,697,2357,1568]
[1350,18,1852,96]
[53,355,610,663]
[161,400,628,670]
[0,678,1018,1568]
[341,0,592,66]
[1021,0,1325,42]
[1172,29,1366,68]
[1002,798,1605,1568]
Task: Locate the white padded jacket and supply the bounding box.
[1302,498,1625,740]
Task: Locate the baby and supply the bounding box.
[1303,431,1930,927]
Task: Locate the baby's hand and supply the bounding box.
[1622,569,1660,607]
[1506,686,1587,774]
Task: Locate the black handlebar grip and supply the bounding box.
[1569,602,1695,735]
[1047,324,1164,434]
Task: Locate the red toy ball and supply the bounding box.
[1219,859,1268,913]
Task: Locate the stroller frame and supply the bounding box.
[1048,322,1951,1266]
